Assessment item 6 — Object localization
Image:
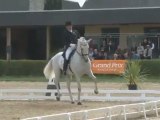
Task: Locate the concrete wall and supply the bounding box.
[83,0,160,9]
[62,0,160,9]
[0,0,45,11]
[0,0,29,11]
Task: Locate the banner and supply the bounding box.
[91,60,127,74]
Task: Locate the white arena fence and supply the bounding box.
[0,89,160,101]
[22,100,160,120]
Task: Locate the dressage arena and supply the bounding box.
[1,81,160,120]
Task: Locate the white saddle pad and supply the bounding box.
[59,45,76,70]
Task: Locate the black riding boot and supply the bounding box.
[63,59,68,75]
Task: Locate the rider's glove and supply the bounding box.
[70,44,76,47]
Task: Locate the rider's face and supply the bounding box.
[66,25,72,31]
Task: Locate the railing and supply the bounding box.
[1,89,160,101]
[22,100,160,120]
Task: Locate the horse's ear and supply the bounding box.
[87,39,92,43]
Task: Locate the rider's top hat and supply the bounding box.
[65,21,72,26]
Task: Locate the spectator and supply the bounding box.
[113,53,118,60]
[116,48,126,60]
[141,38,148,49]
[89,48,94,60]
[144,45,152,59]
[148,40,155,50]
[124,52,129,59]
[105,40,115,59]
[131,50,140,59]
[99,39,106,52]
[137,43,144,59]
[104,52,108,59]
[95,51,104,60]
[92,49,98,59]
[100,45,105,52]
[102,39,106,47]
[148,40,155,58]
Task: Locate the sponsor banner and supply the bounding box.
[91,60,126,74]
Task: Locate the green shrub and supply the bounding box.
[140,60,160,76]
[0,59,160,77]
[0,60,47,76]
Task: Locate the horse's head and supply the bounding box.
[77,37,90,62]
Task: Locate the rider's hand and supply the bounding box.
[70,44,76,47]
[88,38,92,41]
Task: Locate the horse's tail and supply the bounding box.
[43,59,55,80]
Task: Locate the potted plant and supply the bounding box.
[122,61,148,90]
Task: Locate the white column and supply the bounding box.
[46,26,50,60]
[6,27,11,61]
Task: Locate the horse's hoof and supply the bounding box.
[71,101,75,104]
[77,102,82,105]
[94,90,99,94]
[56,97,60,101]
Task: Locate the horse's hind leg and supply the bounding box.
[55,80,61,101]
[66,75,74,104]
[54,70,61,101]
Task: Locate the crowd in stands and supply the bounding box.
[89,38,155,60]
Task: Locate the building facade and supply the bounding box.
[0,0,160,60]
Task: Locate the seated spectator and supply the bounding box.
[144,45,152,59]
[89,48,94,60]
[95,51,104,60]
[124,52,129,59]
[92,49,98,59]
[113,53,118,60]
[115,48,126,60]
[131,50,140,59]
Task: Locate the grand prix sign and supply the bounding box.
[91,60,126,74]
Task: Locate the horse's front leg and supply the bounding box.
[87,70,98,94]
[66,75,74,104]
[75,75,82,105]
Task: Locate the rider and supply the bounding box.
[62,21,80,75]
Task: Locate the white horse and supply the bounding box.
[43,37,98,105]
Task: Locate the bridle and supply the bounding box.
[76,43,89,62]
